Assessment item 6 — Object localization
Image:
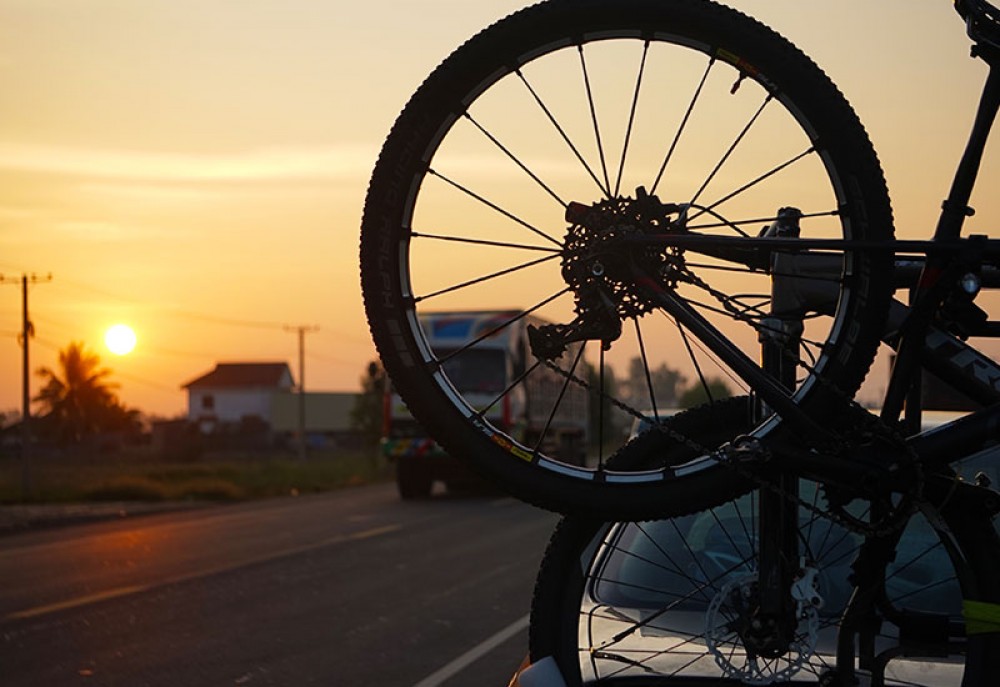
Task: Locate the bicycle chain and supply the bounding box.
[537,260,924,538]
[542,353,917,539]
[677,258,924,535]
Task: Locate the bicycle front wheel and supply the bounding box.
[360,0,894,518]
[529,498,1000,685]
[528,402,1000,685]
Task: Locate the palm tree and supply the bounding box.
[34,341,138,443]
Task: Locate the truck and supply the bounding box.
[381,310,590,499]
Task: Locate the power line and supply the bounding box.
[112,370,180,394]
[14,275,373,401]
[50,275,375,343]
[51,277,288,330]
[52,277,296,331]
[305,349,361,366]
[24,314,77,339]
[162,308,289,331]
[32,334,180,398]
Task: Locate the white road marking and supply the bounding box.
[4,524,402,621]
[412,613,529,687]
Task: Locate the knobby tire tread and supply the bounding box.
[360,0,895,519]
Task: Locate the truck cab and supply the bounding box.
[381,310,588,499]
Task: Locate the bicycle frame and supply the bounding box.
[612,10,1000,671]
[626,15,1000,481]
[748,7,1000,673]
[873,7,1000,468]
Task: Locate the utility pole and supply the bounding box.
[285,324,319,460]
[1,273,52,497]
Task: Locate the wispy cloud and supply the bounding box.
[0,142,376,183]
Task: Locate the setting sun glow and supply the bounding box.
[105,324,137,356]
[3,1,1000,417]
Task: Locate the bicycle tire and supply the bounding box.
[360,0,894,519]
[528,405,1000,685]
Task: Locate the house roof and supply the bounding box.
[182,362,294,390]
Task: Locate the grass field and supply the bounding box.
[0,449,389,504]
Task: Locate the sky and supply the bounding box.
[2,0,999,418]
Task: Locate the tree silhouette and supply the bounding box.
[350,359,387,449]
[624,356,685,409]
[678,377,733,409]
[33,341,140,444]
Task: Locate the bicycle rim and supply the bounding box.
[360,0,894,518]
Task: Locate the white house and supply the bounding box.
[183,362,295,431]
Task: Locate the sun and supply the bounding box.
[105,324,137,355]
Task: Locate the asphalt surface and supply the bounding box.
[0,500,208,536]
[0,484,559,686]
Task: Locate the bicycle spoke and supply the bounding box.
[606,633,714,680]
[462,111,568,208]
[687,208,840,233]
[669,518,720,590]
[681,259,846,290]
[887,575,956,607]
[674,278,839,355]
[676,291,769,327]
[598,345,607,467]
[691,146,817,222]
[635,521,725,601]
[426,167,563,247]
[475,359,545,418]
[431,291,569,367]
[587,562,708,606]
[577,46,612,196]
[884,538,955,593]
[689,94,774,208]
[534,342,588,456]
[650,56,717,195]
[632,318,660,420]
[802,488,826,556]
[707,505,753,564]
[413,253,560,303]
[516,68,609,198]
[613,40,650,197]
[411,231,562,254]
[654,310,751,395]
[676,317,717,404]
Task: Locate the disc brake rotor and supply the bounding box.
[705,568,822,685]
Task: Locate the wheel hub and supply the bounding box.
[527,189,686,360]
[562,192,682,321]
[705,571,822,685]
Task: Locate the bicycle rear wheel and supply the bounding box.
[360,0,894,519]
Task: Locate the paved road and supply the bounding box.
[0,483,560,686]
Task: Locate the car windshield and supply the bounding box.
[591,485,963,618]
[597,416,1000,619]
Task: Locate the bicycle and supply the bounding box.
[360,0,1000,683]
